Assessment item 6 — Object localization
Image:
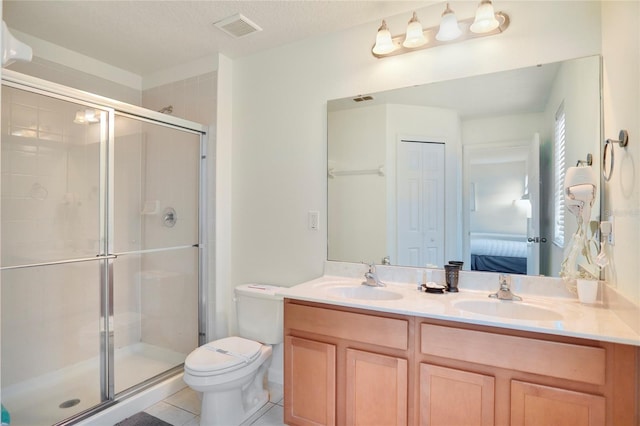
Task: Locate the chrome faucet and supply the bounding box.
[362,263,385,287]
[489,274,522,301]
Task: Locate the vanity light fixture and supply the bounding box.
[403,12,427,48]
[372,20,394,55]
[436,3,462,42]
[372,1,509,58]
[470,0,500,34]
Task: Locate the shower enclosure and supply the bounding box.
[0,70,207,425]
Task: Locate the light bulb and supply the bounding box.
[372,20,394,55]
[402,12,426,48]
[470,0,499,34]
[436,3,462,41]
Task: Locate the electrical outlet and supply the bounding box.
[308,211,319,231]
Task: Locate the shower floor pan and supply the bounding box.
[2,343,185,426]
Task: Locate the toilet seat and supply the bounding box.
[184,336,263,377]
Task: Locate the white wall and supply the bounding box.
[468,161,528,235]
[601,1,640,308]
[327,104,387,264]
[462,114,545,146]
[228,0,603,313]
[461,113,544,266]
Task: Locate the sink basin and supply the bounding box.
[453,299,563,321]
[327,285,403,301]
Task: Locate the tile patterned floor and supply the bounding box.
[143,383,284,426]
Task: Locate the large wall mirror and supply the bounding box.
[327,55,602,278]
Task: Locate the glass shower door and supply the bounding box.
[1,78,204,425]
[111,114,201,394]
[1,86,109,425]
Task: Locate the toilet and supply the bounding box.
[183,284,284,426]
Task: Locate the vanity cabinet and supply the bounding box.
[417,321,636,426]
[284,300,412,425]
[284,299,639,426]
[345,348,408,425]
[418,363,495,425]
[510,380,605,425]
[285,336,336,426]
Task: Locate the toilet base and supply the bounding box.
[186,345,272,426]
[200,386,268,426]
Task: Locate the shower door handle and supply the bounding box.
[0,254,117,270]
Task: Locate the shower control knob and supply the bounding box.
[162,207,177,228]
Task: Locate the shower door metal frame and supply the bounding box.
[1,69,208,425]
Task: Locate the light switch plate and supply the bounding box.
[308,211,319,231]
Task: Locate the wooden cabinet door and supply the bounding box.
[284,336,336,426]
[345,348,408,426]
[419,363,495,426]
[511,380,605,426]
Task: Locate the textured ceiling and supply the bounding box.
[3,0,429,76]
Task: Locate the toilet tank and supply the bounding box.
[234,284,285,344]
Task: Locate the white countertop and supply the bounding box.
[280,274,640,346]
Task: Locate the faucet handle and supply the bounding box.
[499,274,511,289]
[361,261,376,273]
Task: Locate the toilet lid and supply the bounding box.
[185,336,263,376]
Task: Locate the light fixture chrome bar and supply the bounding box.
[372,11,510,58]
[0,254,117,270]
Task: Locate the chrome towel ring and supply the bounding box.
[602,129,629,182]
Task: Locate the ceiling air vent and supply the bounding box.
[353,95,374,103]
[214,13,262,38]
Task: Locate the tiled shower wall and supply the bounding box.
[1,87,107,385]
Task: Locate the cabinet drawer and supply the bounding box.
[420,324,605,385]
[286,302,409,350]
